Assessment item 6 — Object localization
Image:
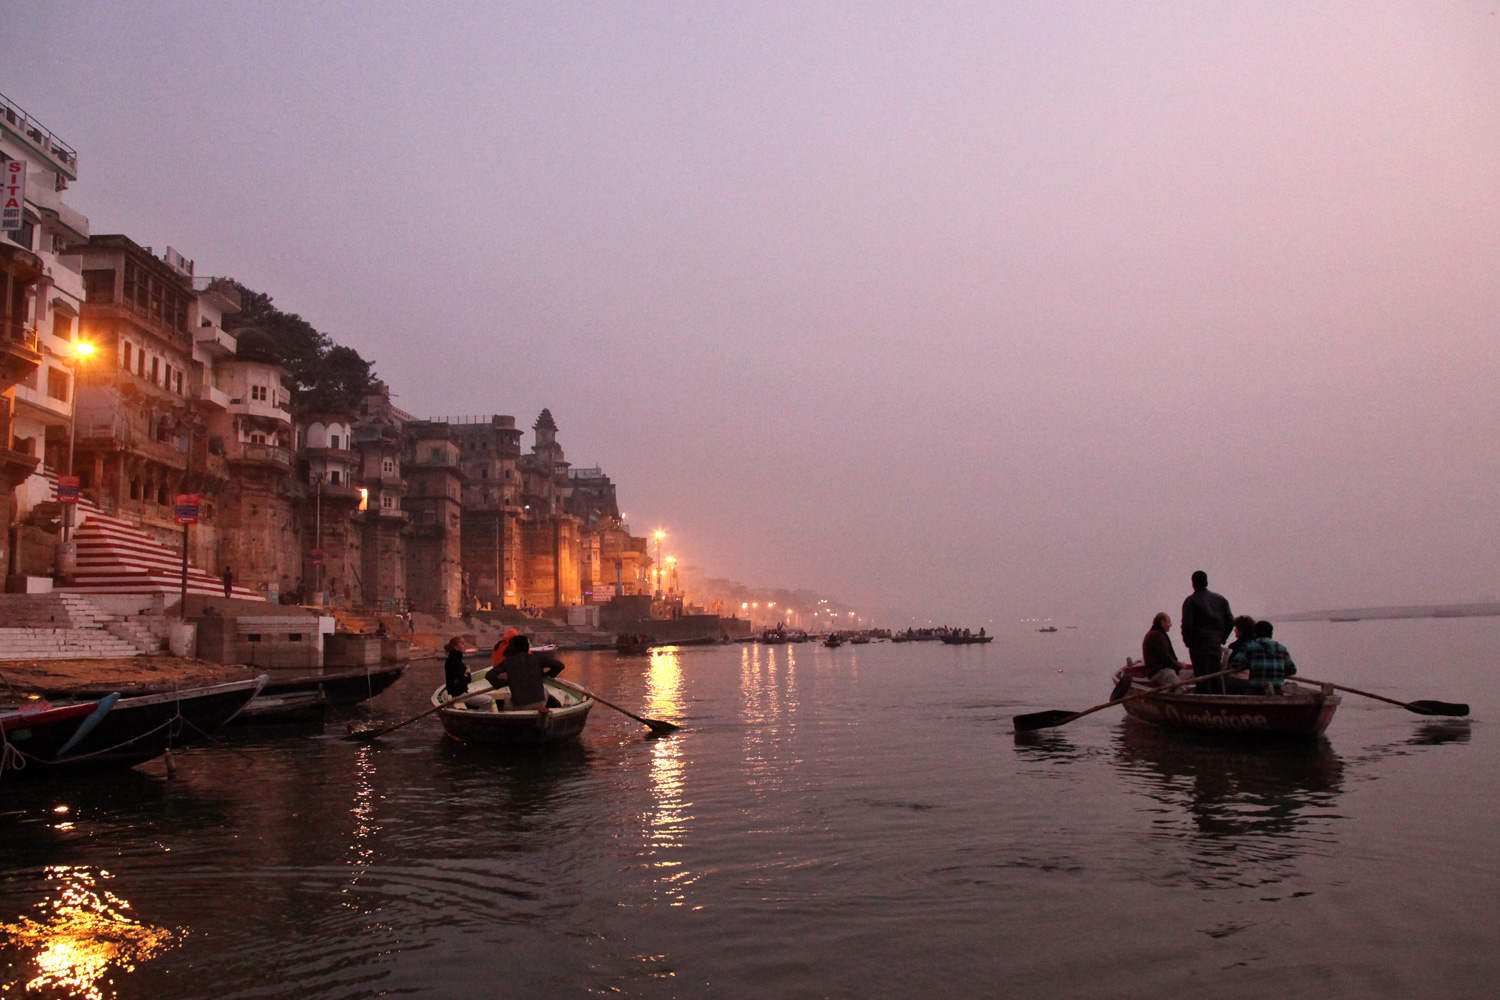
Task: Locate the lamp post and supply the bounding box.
[60,340,94,548]
[653,529,665,599]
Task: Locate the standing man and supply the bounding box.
[1181,570,1233,693]
[222,565,233,600]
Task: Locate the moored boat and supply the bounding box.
[7,676,266,771]
[431,669,593,747]
[1112,662,1339,737]
[1,697,117,772]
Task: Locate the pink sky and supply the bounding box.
[6,3,1498,624]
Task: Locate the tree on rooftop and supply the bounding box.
[223,280,376,413]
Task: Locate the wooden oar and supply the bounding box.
[344,685,497,742]
[1014,668,1238,732]
[1293,676,1469,717]
[550,678,680,736]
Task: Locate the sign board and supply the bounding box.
[309,547,325,566]
[173,494,200,525]
[2,160,25,232]
[56,475,80,504]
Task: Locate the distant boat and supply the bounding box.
[1328,617,1361,623]
[849,635,871,645]
[1037,626,1058,633]
[941,634,993,645]
[824,635,844,648]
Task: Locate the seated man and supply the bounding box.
[1222,616,1259,694]
[494,634,566,711]
[1142,612,1188,686]
[1241,620,1297,694]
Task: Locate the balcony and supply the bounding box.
[227,396,292,424]
[0,318,42,387]
[193,323,237,357]
[197,383,231,410]
[228,442,292,471]
[304,446,358,462]
[13,381,71,423]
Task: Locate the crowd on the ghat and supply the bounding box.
[1142,571,1297,695]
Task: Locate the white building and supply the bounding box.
[1,90,88,521]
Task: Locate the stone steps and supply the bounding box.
[0,626,144,660]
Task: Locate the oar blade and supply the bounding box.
[1013,710,1078,732]
[1409,700,1470,717]
[644,719,681,737]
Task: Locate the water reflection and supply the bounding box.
[0,866,181,1000]
[1113,722,1346,889]
[643,649,694,905]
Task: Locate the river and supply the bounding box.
[1,618,1493,999]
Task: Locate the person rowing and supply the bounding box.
[493,633,566,711]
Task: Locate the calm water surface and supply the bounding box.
[1,620,1494,998]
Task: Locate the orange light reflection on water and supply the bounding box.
[0,866,181,1000]
[643,649,695,905]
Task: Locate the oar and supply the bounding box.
[344,685,497,742]
[1014,668,1238,732]
[1293,676,1469,717]
[550,678,680,736]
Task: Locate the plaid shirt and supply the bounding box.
[1236,638,1296,689]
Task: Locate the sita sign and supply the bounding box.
[2,160,25,232]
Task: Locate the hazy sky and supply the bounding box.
[6,2,1499,625]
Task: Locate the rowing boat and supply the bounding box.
[940,635,993,644]
[430,670,593,747]
[1112,662,1339,737]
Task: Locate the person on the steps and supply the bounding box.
[494,634,564,710]
[222,565,233,599]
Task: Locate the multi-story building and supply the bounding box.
[297,413,363,605]
[402,422,465,617]
[352,382,409,610]
[453,415,523,608]
[2,91,88,579]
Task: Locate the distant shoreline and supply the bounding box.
[1276,603,1500,623]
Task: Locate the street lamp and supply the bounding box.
[653,529,665,598]
[66,340,95,478]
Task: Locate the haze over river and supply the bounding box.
[2,619,1493,999]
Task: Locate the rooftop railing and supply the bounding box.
[0,92,78,174]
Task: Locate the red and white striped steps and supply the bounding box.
[35,471,264,601]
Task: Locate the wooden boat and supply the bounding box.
[1,696,118,772]
[10,677,266,771]
[940,634,993,644]
[232,664,409,724]
[849,635,871,645]
[1038,626,1058,633]
[824,635,844,648]
[431,670,592,747]
[1112,663,1339,737]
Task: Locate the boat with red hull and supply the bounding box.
[1113,661,1339,737]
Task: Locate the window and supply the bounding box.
[150,357,159,383]
[6,219,33,249]
[122,342,132,370]
[329,434,340,450]
[45,367,69,402]
[174,371,183,394]
[288,633,303,642]
[382,458,394,474]
[381,494,393,509]
[481,468,488,479]
[83,270,115,304]
[137,351,145,377]
[51,311,72,340]
[246,634,261,643]
[250,433,267,444]
[329,470,341,485]
[250,385,266,401]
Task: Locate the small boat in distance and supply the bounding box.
[1112,660,1339,737]
[941,633,993,645]
[1037,626,1058,633]
[824,634,844,648]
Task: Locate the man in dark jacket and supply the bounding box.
[1181,570,1234,693]
[1142,612,1187,685]
[495,634,565,710]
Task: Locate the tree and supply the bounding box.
[222,280,376,412]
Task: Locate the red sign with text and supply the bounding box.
[174,494,200,525]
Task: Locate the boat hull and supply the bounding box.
[940,636,993,644]
[14,677,266,771]
[433,678,592,747]
[1119,679,1340,737]
[233,664,409,724]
